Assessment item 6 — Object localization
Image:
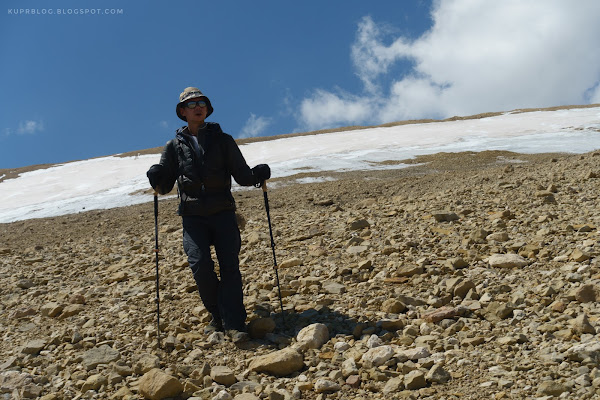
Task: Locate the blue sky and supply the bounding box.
[1,1,600,169]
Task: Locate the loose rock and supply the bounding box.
[138,369,183,400]
[248,348,304,376]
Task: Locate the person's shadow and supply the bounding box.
[240,304,382,351]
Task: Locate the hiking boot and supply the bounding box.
[204,317,223,334]
[226,329,250,345]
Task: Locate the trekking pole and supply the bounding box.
[261,181,285,325]
[153,192,161,350]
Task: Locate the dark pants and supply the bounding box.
[182,211,246,331]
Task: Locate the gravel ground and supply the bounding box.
[3,149,600,400]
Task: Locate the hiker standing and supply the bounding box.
[146,87,271,344]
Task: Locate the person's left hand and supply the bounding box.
[147,164,163,190]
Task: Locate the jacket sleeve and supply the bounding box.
[155,140,179,194]
[223,134,258,187]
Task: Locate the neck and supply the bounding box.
[187,121,207,136]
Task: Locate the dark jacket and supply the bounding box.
[153,122,259,216]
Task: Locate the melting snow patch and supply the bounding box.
[1,106,600,223]
[294,177,337,184]
[496,156,527,164]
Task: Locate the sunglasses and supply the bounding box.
[184,100,207,109]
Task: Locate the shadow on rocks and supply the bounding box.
[253,303,365,345]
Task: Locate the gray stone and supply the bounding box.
[488,253,528,268]
[314,378,341,393]
[426,364,451,383]
[402,347,431,361]
[361,345,394,367]
[81,345,121,370]
[347,246,368,254]
[213,389,234,400]
[367,334,383,348]
[566,341,600,363]
[341,358,358,378]
[21,339,47,355]
[322,281,346,294]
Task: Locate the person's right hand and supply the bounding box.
[252,164,271,184]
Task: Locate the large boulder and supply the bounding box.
[138,369,183,400]
[295,323,329,350]
[248,348,304,376]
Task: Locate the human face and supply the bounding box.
[180,97,207,124]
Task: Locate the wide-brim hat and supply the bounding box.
[176,87,214,121]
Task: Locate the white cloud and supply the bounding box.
[351,16,412,95]
[239,113,272,138]
[159,120,169,130]
[17,120,44,135]
[299,0,600,130]
[300,89,373,129]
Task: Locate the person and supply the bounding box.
[146,87,271,344]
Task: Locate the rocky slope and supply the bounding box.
[2,150,600,400]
